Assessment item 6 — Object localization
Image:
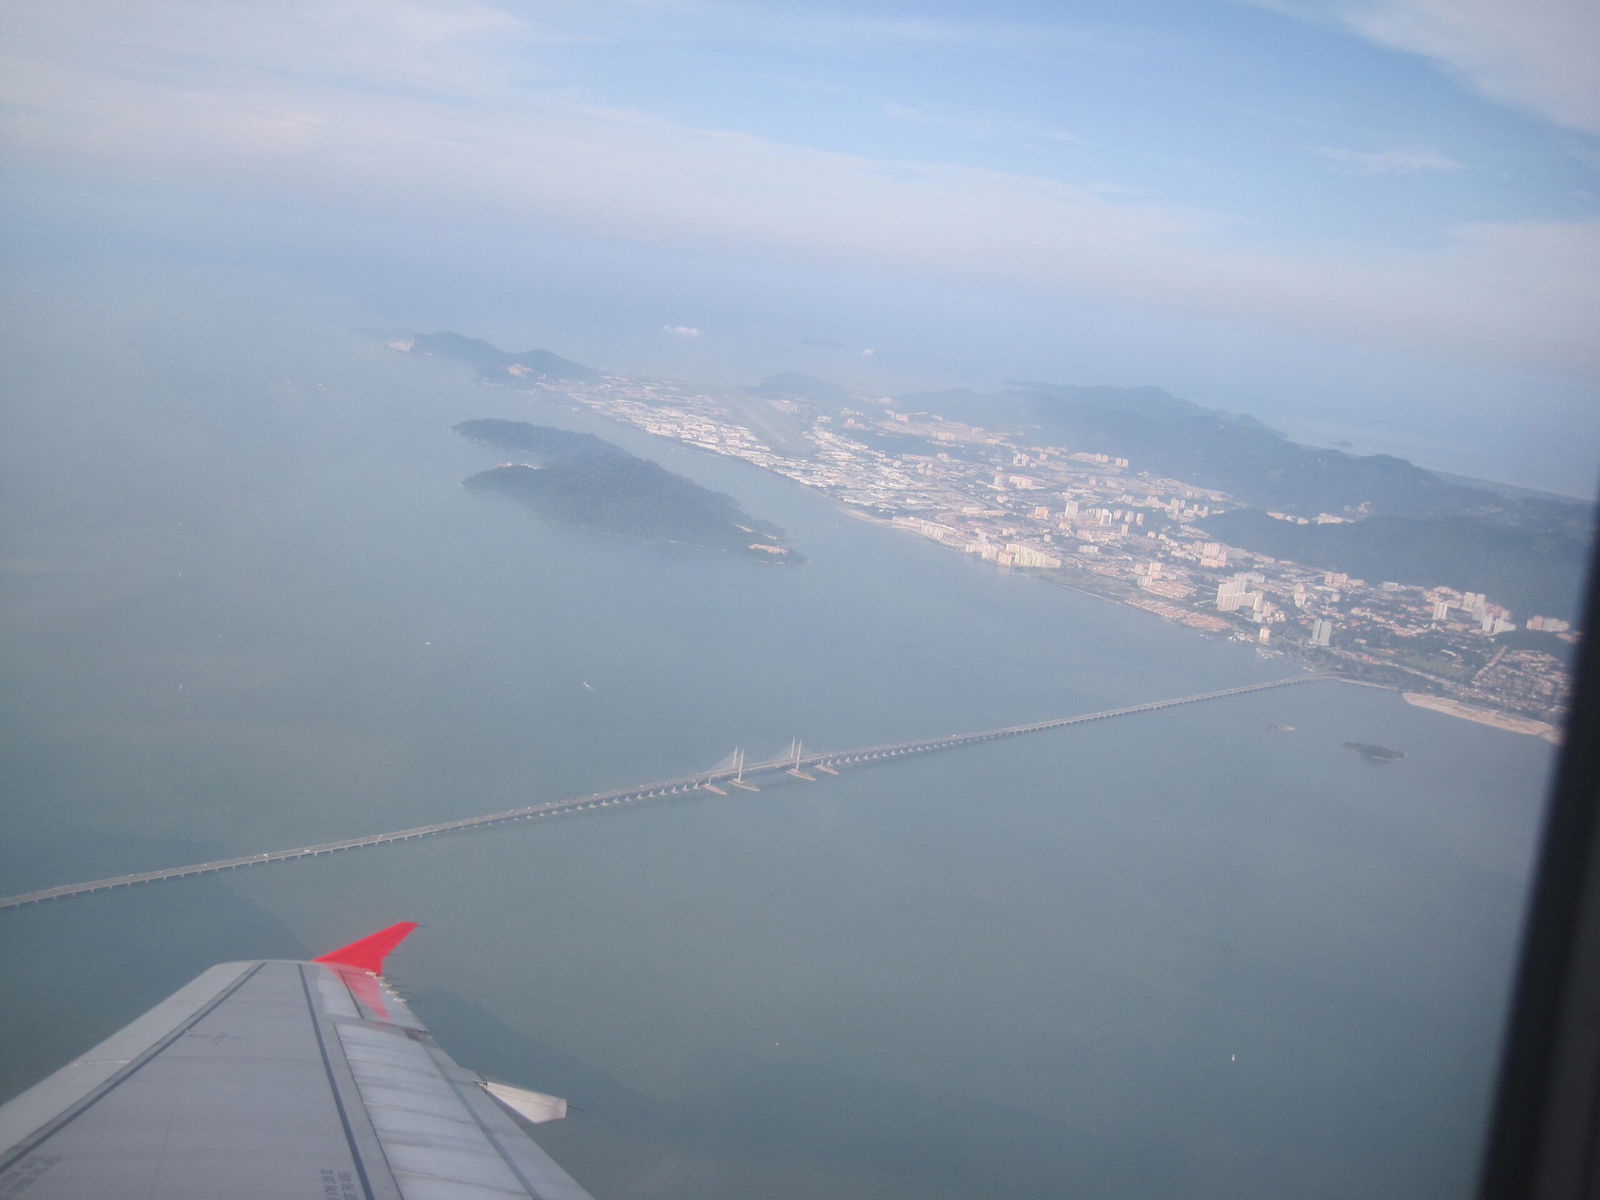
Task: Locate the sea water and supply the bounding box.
[0,269,1558,1198]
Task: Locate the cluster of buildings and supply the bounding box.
[513,369,1577,726]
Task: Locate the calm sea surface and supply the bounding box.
[0,274,1559,1198]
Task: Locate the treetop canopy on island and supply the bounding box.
[454,419,797,562]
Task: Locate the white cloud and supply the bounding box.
[860,348,876,357]
[1274,0,1600,134]
[1,1,1594,384]
[1315,146,1464,173]
[0,0,540,101]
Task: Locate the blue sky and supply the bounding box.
[2,1,1597,493]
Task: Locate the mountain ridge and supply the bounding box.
[405,331,600,383]
[893,381,1517,521]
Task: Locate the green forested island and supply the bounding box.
[1343,742,1406,763]
[455,419,798,561]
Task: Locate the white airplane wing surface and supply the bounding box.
[0,922,594,1200]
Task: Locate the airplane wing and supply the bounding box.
[0,922,594,1199]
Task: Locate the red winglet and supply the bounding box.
[312,921,419,974]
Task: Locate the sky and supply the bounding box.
[1,0,1597,495]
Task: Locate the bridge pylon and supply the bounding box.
[785,738,816,781]
[728,747,760,791]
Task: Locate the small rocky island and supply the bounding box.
[455,419,799,561]
[1343,742,1406,763]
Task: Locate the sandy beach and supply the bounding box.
[1403,692,1563,743]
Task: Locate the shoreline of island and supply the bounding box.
[454,419,802,563]
[852,508,1563,740]
[1401,692,1563,743]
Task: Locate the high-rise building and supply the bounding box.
[1310,619,1333,647]
[1433,600,1451,621]
[1216,576,1257,613]
[1526,615,1570,633]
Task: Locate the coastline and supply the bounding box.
[810,505,1572,738]
[1402,691,1563,743]
[483,376,1574,741]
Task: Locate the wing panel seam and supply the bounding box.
[297,964,388,1200]
[434,1057,548,1198]
[0,962,265,1174]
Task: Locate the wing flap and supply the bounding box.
[482,1081,569,1126]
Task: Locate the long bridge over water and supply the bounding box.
[0,674,1341,911]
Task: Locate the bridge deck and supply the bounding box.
[0,674,1341,910]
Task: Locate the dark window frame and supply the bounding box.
[1478,522,1600,1199]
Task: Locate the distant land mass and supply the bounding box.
[389,331,1587,618]
[896,381,1541,521]
[750,372,852,406]
[1430,470,1588,506]
[893,379,1591,617]
[402,332,600,383]
[455,419,797,561]
[1197,508,1587,618]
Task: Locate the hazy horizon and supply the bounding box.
[370,318,1600,503]
[2,0,1596,496]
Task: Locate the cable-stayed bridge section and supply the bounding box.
[0,673,1339,910]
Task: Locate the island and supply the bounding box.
[1343,742,1406,763]
[454,419,799,561]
